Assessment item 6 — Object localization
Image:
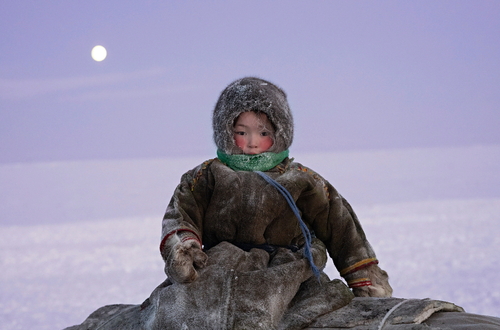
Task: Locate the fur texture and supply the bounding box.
[164,239,207,284]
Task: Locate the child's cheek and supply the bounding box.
[261,137,273,151]
[234,135,246,150]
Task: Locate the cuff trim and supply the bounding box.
[347,278,373,288]
[340,258,378,276]
[159,228,202,253]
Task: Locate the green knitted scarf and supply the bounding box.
[217,149,289,171]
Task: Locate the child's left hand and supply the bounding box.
[164,238,208,284]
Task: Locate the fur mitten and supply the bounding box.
[162,230,208,283]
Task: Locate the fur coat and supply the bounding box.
[161,156,392,295]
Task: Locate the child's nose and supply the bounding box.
[248,134,260,147]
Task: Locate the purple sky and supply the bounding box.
[1,1,499,163]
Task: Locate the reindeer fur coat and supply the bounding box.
[152,77,391,328]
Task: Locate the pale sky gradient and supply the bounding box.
[1,1,499,163]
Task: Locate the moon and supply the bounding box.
[91,45,107,62]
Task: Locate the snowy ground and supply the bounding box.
[1,145,499,330]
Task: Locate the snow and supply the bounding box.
[1,145,499,330]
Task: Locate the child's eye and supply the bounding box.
[234,131,246,136]
[261,131,270,137]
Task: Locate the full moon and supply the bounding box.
[91,45,107,62]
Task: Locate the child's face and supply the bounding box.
[233,111,274,155]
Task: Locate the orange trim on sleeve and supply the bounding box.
[340,258,378,277]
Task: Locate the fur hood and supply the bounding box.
[212,77,294,154]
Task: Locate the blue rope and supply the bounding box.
[255,171,321,280]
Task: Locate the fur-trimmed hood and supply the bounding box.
[212,77,294,154]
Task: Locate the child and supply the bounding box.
[160,76,392,299]
[149,76,393,329]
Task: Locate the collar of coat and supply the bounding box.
[216,149,289,171]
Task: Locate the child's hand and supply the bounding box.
[164,233,208,284]
[347,264,393,298]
